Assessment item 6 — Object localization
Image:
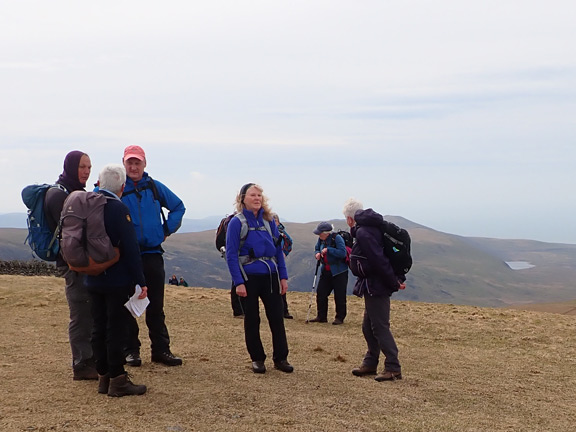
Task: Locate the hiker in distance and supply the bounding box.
[343,198,405,381]
[44,150,97,381]
[85,164,148,397]
[121,145,186,367]
[309,221,349,325]
[225,183,293,374]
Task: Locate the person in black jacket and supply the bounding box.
[343,198,405,381]
[84,164,148,397]
[44,150,96,381]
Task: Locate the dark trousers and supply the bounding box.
[232,284,290,316]
[316,270,348,321]
[361,294,401,373]
[243,274,289,362]
[231,283,245,316]
[62,267,94,368]
[126,253,171,355]
[90,288,131,378]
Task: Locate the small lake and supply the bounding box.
[506,261,535,270]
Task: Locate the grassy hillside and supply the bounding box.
[2,217,576,307]
[1,275,576,431]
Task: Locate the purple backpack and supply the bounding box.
[59,191,119,275]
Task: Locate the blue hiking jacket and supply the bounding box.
[121,172,185,253]
[315,233,349,276]
[226,208,288,287]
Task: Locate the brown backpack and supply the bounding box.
[59,191,120,276]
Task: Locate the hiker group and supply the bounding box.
[22,146,411,397]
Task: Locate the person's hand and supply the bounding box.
[398,281,406,290]
[315,253,322,260]
[280,279,288,295]
[236,284,247,297]
[138,286,148,299]
[321,248,328,256]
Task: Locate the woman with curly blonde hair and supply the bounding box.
[226,183,293,374]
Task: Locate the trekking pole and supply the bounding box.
[305,260,321,323]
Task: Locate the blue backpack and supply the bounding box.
[21,183,68,261]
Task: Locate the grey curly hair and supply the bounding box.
[342,197,364,219]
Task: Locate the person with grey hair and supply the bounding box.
[309,221,349,325]
[343,198,405,381]
[84,164,149,396]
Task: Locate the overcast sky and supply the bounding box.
[1,1,575,243]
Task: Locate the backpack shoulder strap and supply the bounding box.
[148,177,168,231]
[235,213,249,242]
[329,232,338,247]
[123,177,168,233]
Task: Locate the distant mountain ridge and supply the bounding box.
[2,216,576,308]
[0,213,224,233]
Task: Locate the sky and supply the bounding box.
[1,0,575,243]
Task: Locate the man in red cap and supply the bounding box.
[121,145,186,367]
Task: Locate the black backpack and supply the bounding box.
[329,230,353,265]
[215,214,235,255]
[379,221,412,275]
[335,229,353,248]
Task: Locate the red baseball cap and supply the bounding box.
[123,145,146,162]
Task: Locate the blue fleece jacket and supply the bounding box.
[121,172,185,252]
[225,208,288,286]
[314,233,349,276]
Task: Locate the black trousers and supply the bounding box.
[232,283,290,316]
[316,270,348,321]
[90,287,131,378]
[126,253,171,355]
[243,274,289,362]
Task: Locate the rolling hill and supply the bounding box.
[2,217,576,307]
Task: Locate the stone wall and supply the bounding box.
[0,260,62,277]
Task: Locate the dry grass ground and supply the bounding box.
[1,275,576,432]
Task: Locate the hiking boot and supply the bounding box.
[252,361,266,374]
[151,351,183,366]
[73,362,98,381]
[107,373,147,397]
[125,352,142,367]
[375,370,402,381]
[307,317,327,323]
[332,318,344,325]
[351,365,377,377]
[274,360,294,373]
[98,374,110,394]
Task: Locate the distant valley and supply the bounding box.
[1,216,576,307]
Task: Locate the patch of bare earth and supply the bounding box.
[1,275,576,431]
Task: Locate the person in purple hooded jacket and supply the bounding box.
[343,198,406,382]
[44,150,97,381]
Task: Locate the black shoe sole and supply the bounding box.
[352,369,377,377]
[151,359,182,366]
[274,363,294,373]
[374,373,402,381]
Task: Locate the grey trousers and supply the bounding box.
[62,267,93,368]
[361,294,401,373]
